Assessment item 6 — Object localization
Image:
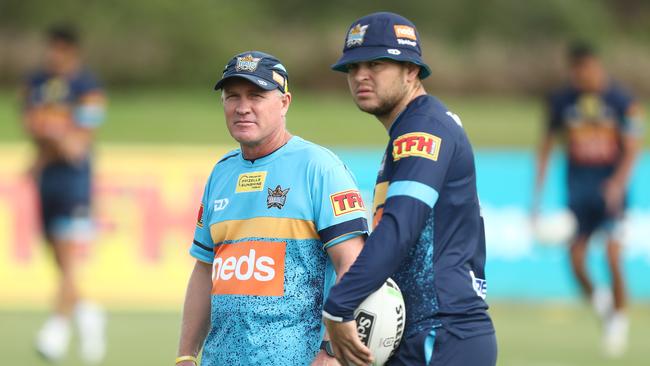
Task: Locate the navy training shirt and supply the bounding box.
[547,83,639,184]
[26,68,103,109]
[324,95,494,339]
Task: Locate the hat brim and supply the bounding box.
[214,74,279,92]
[332,46,431,79]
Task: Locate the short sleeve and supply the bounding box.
[190,176,216,263]
[73,71,106,129]
[611,88,645,137]
[312,163,368,249]
[622,103,645,137]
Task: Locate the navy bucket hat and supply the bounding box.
[214,51,289,93]
[332,12,431,79]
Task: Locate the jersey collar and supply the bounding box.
[238,136,297,167]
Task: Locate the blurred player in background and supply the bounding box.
[533,42,644,357]
[21,25,107,364]
[176,51,367,366]
[323,12,496,366]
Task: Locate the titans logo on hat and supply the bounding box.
[236,55,261,72]
[346,24,369,48]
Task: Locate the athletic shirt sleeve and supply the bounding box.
[324,110,458,321]
[190,167,217,264]
[311,160,369,250]
[608,86,645,137]
[71,70,106,129]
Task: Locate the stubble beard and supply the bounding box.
[355,91,403,119]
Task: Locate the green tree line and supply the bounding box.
[1,0,649,94]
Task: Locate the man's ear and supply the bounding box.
[280,91,292,116]
[405,63,421,82]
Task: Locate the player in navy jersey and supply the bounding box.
[323,12,496,366]
[533,42,644,357]
[22,25,107,364]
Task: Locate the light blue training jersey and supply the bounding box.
[190,136,368,365]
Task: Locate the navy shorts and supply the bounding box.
[38,160,93,241]
[568,189,625,236]
[388,327,497,366]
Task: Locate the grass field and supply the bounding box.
[0,88,553,147]
[1,304,649,366]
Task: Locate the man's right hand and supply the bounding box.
[311,350,342,366]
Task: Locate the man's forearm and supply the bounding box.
[178,261,213,358]
[611,136,642,186]
[533,134,554,210]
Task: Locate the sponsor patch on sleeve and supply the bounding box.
[196,203,204,227]
[392,132,442,161]
[330,189,366,216]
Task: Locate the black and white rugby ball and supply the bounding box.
[354,278,406,365]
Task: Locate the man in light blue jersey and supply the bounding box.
[176,51,369,366]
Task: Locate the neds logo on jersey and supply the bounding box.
[330,190,365,216]
[393,132,441,162]
[211,241,286,296]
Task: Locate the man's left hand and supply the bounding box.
[603,178,625,214]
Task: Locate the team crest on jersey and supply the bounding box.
[392,132,442,161]
[267,185,290,209]
[330,190,365,216]
[42,78,70,103]
[235,54,261,72]
[346,24,369,47]
[196,204,204,227]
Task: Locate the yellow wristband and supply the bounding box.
[175,355,198,365]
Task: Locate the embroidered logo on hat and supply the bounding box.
[235,54,261,72]
[346,24,369,47]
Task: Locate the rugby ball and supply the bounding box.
[532,209,577,245]
[354,278,406,365]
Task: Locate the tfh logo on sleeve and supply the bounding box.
[392,132,441,162]
[330,190,366,216]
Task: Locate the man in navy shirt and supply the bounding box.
[22,25,107,364]
[533,42,644,357]
[323,12,496,366]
